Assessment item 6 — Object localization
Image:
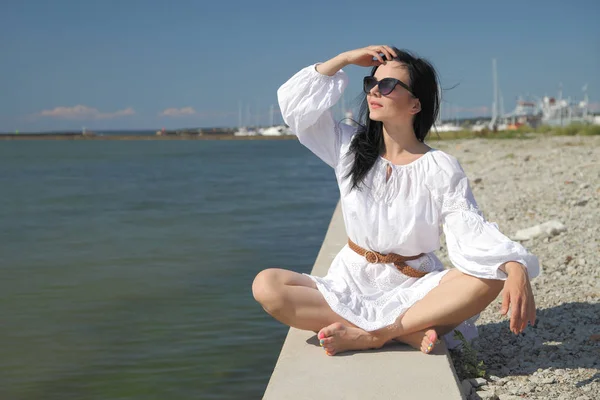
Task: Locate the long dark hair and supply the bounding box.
[344,48,440,191]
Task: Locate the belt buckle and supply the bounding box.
[364,250,379,264]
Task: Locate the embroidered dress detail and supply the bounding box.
[442,194,484,216]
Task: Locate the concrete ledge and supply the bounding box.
[263,201,465,400]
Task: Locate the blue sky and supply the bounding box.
[1,0,598,132]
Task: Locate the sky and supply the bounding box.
[1,0,598,132]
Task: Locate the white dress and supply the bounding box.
[277,64,541,346]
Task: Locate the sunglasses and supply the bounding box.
[363,76,415,97]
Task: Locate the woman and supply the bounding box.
[252,45,539,356]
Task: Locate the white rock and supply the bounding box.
[475,390,498,400]
[470,377,488,388]
[498,395,521,400]
[512,220,567,240]
[525,384,535,393]
[541,377,556,384]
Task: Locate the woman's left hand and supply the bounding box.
[500,262,536,334]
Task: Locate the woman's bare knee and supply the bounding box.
[252,268,316,313]
[252,269,284,311]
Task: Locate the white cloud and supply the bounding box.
[39,105,135,120]
[159,107,197,117]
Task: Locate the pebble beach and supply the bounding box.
[430,134,599,400]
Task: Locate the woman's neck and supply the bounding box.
[382,123,428,158]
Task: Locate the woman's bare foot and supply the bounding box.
[393,329,440,354]
[317,322,384,356]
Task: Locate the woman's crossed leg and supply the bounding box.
[254,269,442,355]
[252,268,503,356]
[252,268,353,332]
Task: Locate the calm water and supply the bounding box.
[0,139,339,400]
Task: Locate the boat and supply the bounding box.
[233,127,258,136]
[260,125,292,136]
[488,59,593,130]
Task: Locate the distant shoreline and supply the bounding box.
[0,133,298,141]
[3,123,598,141]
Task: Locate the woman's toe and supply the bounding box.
[317,327,331,340]
[426,341,434,353]
[318,322,343,340]
[421,341,430,353]
[421,330,438,354]
[427,330,438,343]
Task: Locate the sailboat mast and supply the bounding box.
[489,58,498,130]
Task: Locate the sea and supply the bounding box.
[0,137,339,399]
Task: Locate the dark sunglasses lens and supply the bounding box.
[363,77,376,93]
[379,79,396,95]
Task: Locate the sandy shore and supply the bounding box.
[428,134,599,400]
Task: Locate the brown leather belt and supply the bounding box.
[347,238,427,278]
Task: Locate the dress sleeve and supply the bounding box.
[277,64,350,168]
[440,164,541,281]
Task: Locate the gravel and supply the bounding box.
[429,134,600,400]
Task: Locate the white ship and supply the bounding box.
[538,85,592,126]
[487,59,594,130]
[259,125,292,136]
[233,127,259,136]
